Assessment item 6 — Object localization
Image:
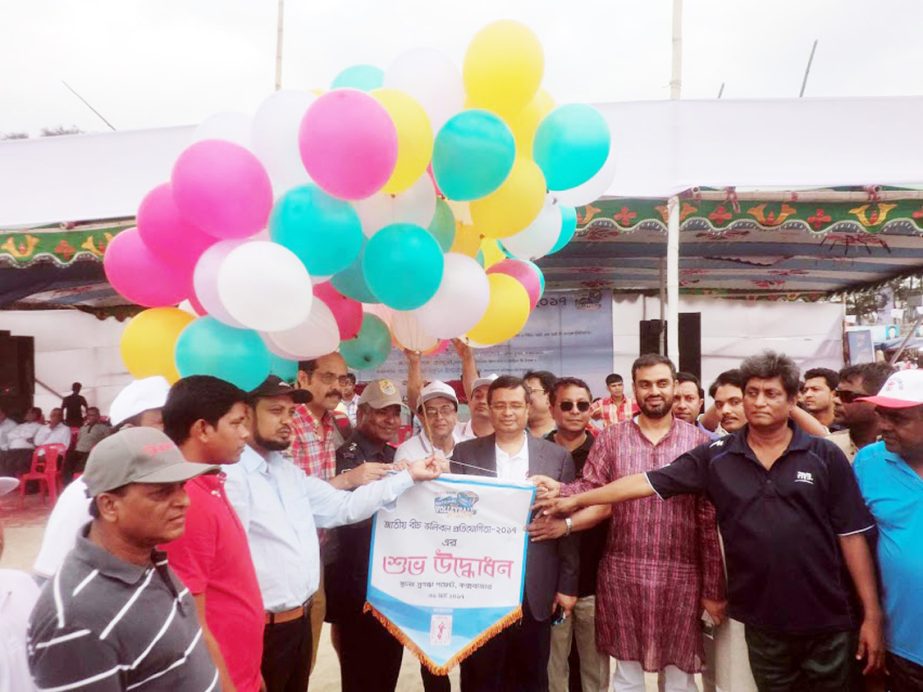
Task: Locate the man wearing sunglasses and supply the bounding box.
[827,362,895,463]
[542,377,610,692]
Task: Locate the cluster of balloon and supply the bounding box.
[106,19,613,387]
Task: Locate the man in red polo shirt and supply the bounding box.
[161,375,263,692]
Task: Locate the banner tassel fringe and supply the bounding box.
[363,602,523,676]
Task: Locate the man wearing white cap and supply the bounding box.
[396,380,464,468]
[32,376,170,581]
[461,373,498,439]
[853,369,923,690]
[0,476,39,692]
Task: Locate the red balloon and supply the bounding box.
[487,259,543,310]
[313,282,363,340]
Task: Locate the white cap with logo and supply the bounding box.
[858,369,923,409]
[419,380,459,409]
[470,374,499,394]
[109,376,170,427]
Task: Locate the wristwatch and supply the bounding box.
[564,517,573,536]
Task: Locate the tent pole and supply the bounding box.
[275,0,285,90]
[667,196,680,361]
[670,0,683,100]
[659,258,666,355]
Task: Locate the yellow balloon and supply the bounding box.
[464,20,544,116]
[120,307,194,383]
[470,158,546,238]
[466,274,531,345]
[479,238,505,269]
[505,89,555,156]
[372,88,434,194]
[450,222,482,257]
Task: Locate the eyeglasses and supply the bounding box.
[490,402,527,412]
[423,405,456,418]
[559,401,591,412]
[835,389,865,404]
[526,387,547,395]
[314,371,352,386]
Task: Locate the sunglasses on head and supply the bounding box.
[559,401,591,412]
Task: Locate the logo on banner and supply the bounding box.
[434,490,479,516]
[430,614,453,646]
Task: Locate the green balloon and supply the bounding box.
[331,244,379,303]
[339,314,392,370]
[363,224,444,310]
[427,198,456,252]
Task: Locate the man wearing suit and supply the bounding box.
[451,375,579,692]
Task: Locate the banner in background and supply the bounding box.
[365,474,535,674]
[360,289,614,398]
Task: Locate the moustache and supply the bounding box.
[327,389,342,398]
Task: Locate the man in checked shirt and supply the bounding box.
[291,352,392,668]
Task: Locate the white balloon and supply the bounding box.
[363,303,394,327]
[501,196,562,261]
[390,311,439,352]
[251,90,316,197]
[412,253,490,338]
[194,240,248,328]
[260,332,302,360]
[265,300,340,359]
[194,112,252,148]
[353,173,437,237]
[217,241,313,332]
[553,144,617,207]
[384,48,464,131]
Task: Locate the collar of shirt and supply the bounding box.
[352,430,391,459]
[495,433,530,480]
[73,527,164,586]
[188,470,227,496]
[297,404,335,436]
[723,420,812,462]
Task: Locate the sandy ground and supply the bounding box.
[2,520,681,691]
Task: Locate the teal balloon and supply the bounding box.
[432,110,515,201]
[175,317,271,391]
[548,205,578,254]
[269,184,363,276]
[427,198,456,252]
[331,244,379,303]
[475,250,485,268]
[331,64,384,92]
[339,314,392,370]
[534,104,610,191]
[268,353,298,382]
[362,224,444,310]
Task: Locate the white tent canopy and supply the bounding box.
[3,96,923,227]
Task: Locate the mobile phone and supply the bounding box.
[551,605,566,626]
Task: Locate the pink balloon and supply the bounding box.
[187,293,208,315]
[314,282,363,340]
[137,183,218,271]
[171,140,273,239]
[298,90,398,200]
[428,340,451,356]
[104,228,191,307]
[487,259,543,310]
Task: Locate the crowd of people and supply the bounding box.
[0,343,920,692]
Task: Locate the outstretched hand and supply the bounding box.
[407,455,442,481]
[529,474,561,499]
[535,496,580,517]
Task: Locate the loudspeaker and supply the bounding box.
[637,313,702,381]
[0,333,34,418]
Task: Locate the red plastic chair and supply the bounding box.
[19,444,67,506]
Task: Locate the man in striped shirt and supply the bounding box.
[27,427,221,691]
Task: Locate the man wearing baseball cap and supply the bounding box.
[28,428,220,691]
[853,369,923,690]
[32,376,170,581]
[224,376,440,692]
[396,380,464,468]
[462,373,499,440]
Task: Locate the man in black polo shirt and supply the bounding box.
[28,427,221,691]
[535,351,885,691]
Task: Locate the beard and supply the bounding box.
[254,430,291,452]
[639,397,673,419]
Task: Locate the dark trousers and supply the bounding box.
[262,611,313,692]
[745,625,859,692]
[421,664,451,692]
[338,610,403,692]
[61,450,88,485]
[887,652,923,692]
[460,602,551,692]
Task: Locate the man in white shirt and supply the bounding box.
[0,407,42,476]
[224,375,440,692]
[336,373,360,426]
[33,407,72,449]
[0,408,17,451]
[459,374,498,440]
[396,380,464,468]
[32,376,170,581]
[0,476,40,692]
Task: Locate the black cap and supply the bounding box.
[249,375,312,404]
